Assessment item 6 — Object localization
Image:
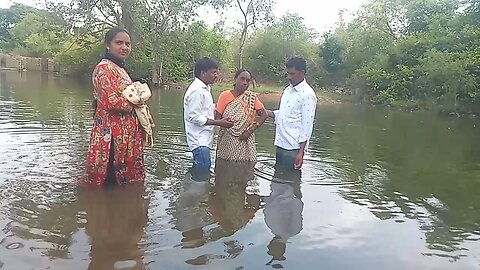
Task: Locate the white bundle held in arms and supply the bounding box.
[122,81,156,146]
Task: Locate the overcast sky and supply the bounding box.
[1,0,367,33]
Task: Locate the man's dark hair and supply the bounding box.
[286,57,307,73]
[194,58,218,78]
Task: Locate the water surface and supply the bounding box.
[1,71,480,269]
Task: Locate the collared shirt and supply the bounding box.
[183,78,215,151]
[273,79,317,150]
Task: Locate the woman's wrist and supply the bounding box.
[249,123,258,133]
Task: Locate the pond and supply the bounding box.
[1,71,480,269]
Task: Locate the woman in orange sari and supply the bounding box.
[86,27,145,187]
[215,69,268,165]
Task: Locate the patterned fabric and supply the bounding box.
[122,82,155,146]
[216,91,258,162]
[86,59,145,187]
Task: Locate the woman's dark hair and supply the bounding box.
[233,69,255,88]
[286,57,307,73]
[194,58,218,78]
[234,69,251,79]
[104,27,130,52]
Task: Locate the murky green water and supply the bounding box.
[1,70,480,269]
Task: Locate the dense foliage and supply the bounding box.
[1,0,478,110]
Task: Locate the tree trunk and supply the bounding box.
[151,38,162,86]
[159,56,163,85]
[152,59,160,86]
[238,22,248,69]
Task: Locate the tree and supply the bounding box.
[244,13,317,83]
[232,0,274,69]
[0,4,37,49]
[320,32,343,73]
[135,0,209,84]
[57,0,228,84]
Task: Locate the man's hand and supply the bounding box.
[266,110,275,119]
[218,118,234,128]
[294,151,304,170]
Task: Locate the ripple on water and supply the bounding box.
[2,76,480,269]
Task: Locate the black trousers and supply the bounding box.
[105,140,117,187]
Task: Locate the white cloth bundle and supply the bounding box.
[122,82,155,146]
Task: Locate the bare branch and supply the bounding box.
[236,0,247,18]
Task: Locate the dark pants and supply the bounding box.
[105,140,116,187]
[275,146,300,171]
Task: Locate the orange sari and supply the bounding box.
[215,90,264,162]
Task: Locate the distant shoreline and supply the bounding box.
[168,82,347,104]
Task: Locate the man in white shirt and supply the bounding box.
[267,57,317,171]
[184,58,234,177]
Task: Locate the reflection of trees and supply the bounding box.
[0,181,81,260]
[311,105,480,254]
[0,71,94,181]
[2,71,92,122]
[0,72,11,99]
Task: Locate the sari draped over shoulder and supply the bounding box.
[216,90,258,163]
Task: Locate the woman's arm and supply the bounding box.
[214,110,222,120]
[256,108,268,127]
[239,96,268,141]
[93,64,133,113]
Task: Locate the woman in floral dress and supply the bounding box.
[86,27,145,187]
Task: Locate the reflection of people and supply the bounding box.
[180,160,261,266]
[86,27,145,187]
[211,160,260,237]
[264,170,303,267]
[82,186,148,270]
[183,58,234,176]
[173,170,213,249]
[215,70,267,164]
[267,57,317,171]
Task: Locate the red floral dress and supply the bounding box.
[86,59,145,187]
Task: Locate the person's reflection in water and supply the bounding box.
[173,167,213,249]
[81,185,148,270]
[180,160,262,266]
[264,169,303,268]
[210,160,260,238]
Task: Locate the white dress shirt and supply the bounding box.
[273,79,317,150]
[183,78,215,151]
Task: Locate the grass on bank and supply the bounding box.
[170,81,357,103]
[211,82,358,103]
[211,82,281,94]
